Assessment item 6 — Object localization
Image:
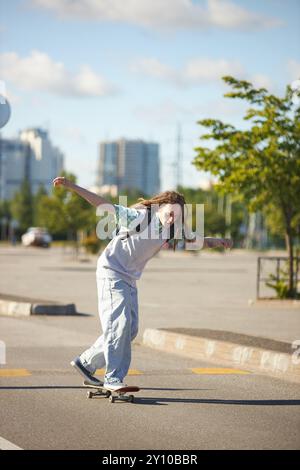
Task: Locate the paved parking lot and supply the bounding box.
[0,246,299,449]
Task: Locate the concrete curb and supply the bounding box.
[0,296,77,317]
[143,328,300,384]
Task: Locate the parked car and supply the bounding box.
[21,227,52,248]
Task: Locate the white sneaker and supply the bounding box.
[104,382,127,391]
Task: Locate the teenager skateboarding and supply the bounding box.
[53,176,232,394]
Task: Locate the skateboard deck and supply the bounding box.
[83,381,140,403]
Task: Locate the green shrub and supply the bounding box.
[81,235,102,254]
[265,260,300,299]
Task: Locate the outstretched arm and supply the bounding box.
[52,176,114,210]
[203,237,233,249]
[185,232,233,250]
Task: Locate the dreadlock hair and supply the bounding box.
[131,190,186,251]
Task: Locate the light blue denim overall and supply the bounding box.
[79,204,165,384]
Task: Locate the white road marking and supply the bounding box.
[0,436,23,450]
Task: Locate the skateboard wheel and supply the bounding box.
[128,395,134,403]
[105,390,111,398]
[87,391,93,399]
[109,395,115,403]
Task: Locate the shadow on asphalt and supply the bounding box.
[70,312,93,317]
[0,386,85,390]
[141,387,214,391]
[0,386,210,392]
[132,398,300,406]
[0,386,299,407]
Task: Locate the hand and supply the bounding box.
[219,238,233,249]
[53,176,72,188]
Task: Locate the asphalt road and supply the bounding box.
[0,315,300,450]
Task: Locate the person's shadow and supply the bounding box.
[0,385,299,407]
[134,396,300,406]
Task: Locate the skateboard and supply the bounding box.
[83,380,140,403]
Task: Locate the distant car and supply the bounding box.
[21,227,52,248]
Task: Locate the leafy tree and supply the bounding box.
[115,187,149,207]
[0,199,11,221]
[36,171,95,250]
[178,185,225,235]
[0,199,12,240]
[10,179,33,233]
[35,194,66,238]
[178,185,248,245]
[193,76,300,297]
[230,200,247,246]
[33,184,48,226]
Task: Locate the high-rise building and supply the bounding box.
[0,138,29,200]
[0,128,64,200]
[97,142,118,187]
[20,128,64,195]
[97,138,160,196]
